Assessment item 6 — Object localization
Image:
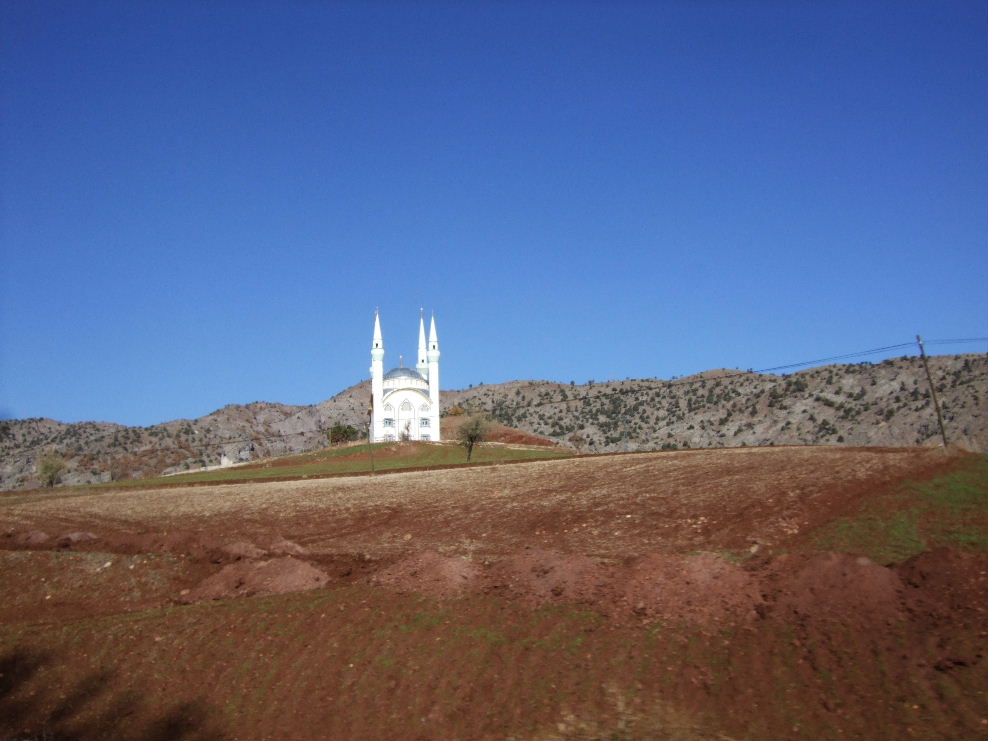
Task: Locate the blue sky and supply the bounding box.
[1,1,985,426]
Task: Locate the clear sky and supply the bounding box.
[1,1,985,427]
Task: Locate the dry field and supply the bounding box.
[1,445,985,740]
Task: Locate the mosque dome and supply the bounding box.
[384,367,425,381]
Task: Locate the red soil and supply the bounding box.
[441,414,559,447]
[0,446,984,740]
[181,556,329,602]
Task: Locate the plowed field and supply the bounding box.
[1,446,985,740]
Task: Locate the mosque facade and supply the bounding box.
[369,310,441,442]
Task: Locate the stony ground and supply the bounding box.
[1,446,985,740]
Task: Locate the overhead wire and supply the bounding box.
[473,337,983,415]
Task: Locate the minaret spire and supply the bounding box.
[372,308,383,352]
[427,313,440,417]
[428,313,439,352]
[416,307,429,379]
[369,309,385,442]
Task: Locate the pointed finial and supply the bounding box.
[372,308,384,351]
[428,313,439,353]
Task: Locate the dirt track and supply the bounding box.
[1,446,985,740]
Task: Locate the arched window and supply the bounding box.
[400,401,412,412]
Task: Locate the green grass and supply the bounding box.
[92,441,572,488]
[811,453,988,563]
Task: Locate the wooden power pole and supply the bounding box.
[916,335,949,448]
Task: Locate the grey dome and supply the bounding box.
[384,367,425,381]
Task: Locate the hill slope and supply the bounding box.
[0,353,984,489]
[452,353,986,453]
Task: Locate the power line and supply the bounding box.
[924,337,988,346]
[475,337,984,415]
[751,342,916,374]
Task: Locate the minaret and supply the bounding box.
[427,314,440,432]
[416,308,429,380]
[369,310,384,441]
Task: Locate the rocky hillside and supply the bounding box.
[0,384,372,490]
[1,353,984,490]
[457,354,985,454]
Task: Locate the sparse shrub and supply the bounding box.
[328,423,360,446]
[37,451,67,488]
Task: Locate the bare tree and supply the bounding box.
[457,414,492,461]
[568,430,586,453]
[37,451,67,488]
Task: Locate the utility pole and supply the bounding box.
[367,401,376,475]
[916,335,948,448]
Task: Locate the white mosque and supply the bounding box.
[369,310,441,442]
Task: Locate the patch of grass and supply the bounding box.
[91,442,572,488]
[814,509,924,563]
[811,454,987,562]
[905,459,987,509]
[399,609,450,632]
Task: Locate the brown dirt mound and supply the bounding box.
[441,416,558,447]
[54,531,99,548]
[219,541,267,560]
[371,549,481,600]
[760,551,904,626]
[7,530,50,546]
[370,549,926,631]
[896,548,988,672]
[618,552,763,625]
[264,536,309,556]
[181,556,329,602]
[99,530,230,560]
[3,527,310,566]
[484,549,610,606]
[486,425,558,447]
[372,549,768,626]
[896,547,988,620]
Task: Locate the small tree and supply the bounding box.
[328,422,360,446]
[568,430,586,453]
[37,451,67,488]
[457,414,492,461]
